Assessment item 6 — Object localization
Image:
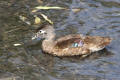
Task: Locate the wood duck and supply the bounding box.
[32,24,112,57]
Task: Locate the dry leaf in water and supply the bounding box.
[19,15,27,21]
[35,6,65,10]
[32,9,38,13]
[32,6,65,12]
[72,8,82,13]
[40,14,53,24]
[13,43,21,46]
[34,16,41,24]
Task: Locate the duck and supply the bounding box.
[32,24,112,57]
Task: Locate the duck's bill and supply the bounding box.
[32,33,41,40]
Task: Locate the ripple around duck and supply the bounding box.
[0,0,120,80]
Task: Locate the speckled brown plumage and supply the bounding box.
[32,24,112,57]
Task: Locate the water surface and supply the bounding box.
[0,0,120,80]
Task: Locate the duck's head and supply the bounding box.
[32,24,55,40]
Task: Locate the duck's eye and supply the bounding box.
[39,30,42,33]
[39,30,46,34]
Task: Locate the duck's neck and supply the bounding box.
[46,31,55,41]
[42,32,56,53]
[42,31,56,47]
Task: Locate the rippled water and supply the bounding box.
[0,0,120,80]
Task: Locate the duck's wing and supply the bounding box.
[55,34,85,49]
[55,34,112,49]
[53,34,92,56]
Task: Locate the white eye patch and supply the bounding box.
[39,30,46,34]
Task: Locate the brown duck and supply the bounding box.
[32,24,112,57]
